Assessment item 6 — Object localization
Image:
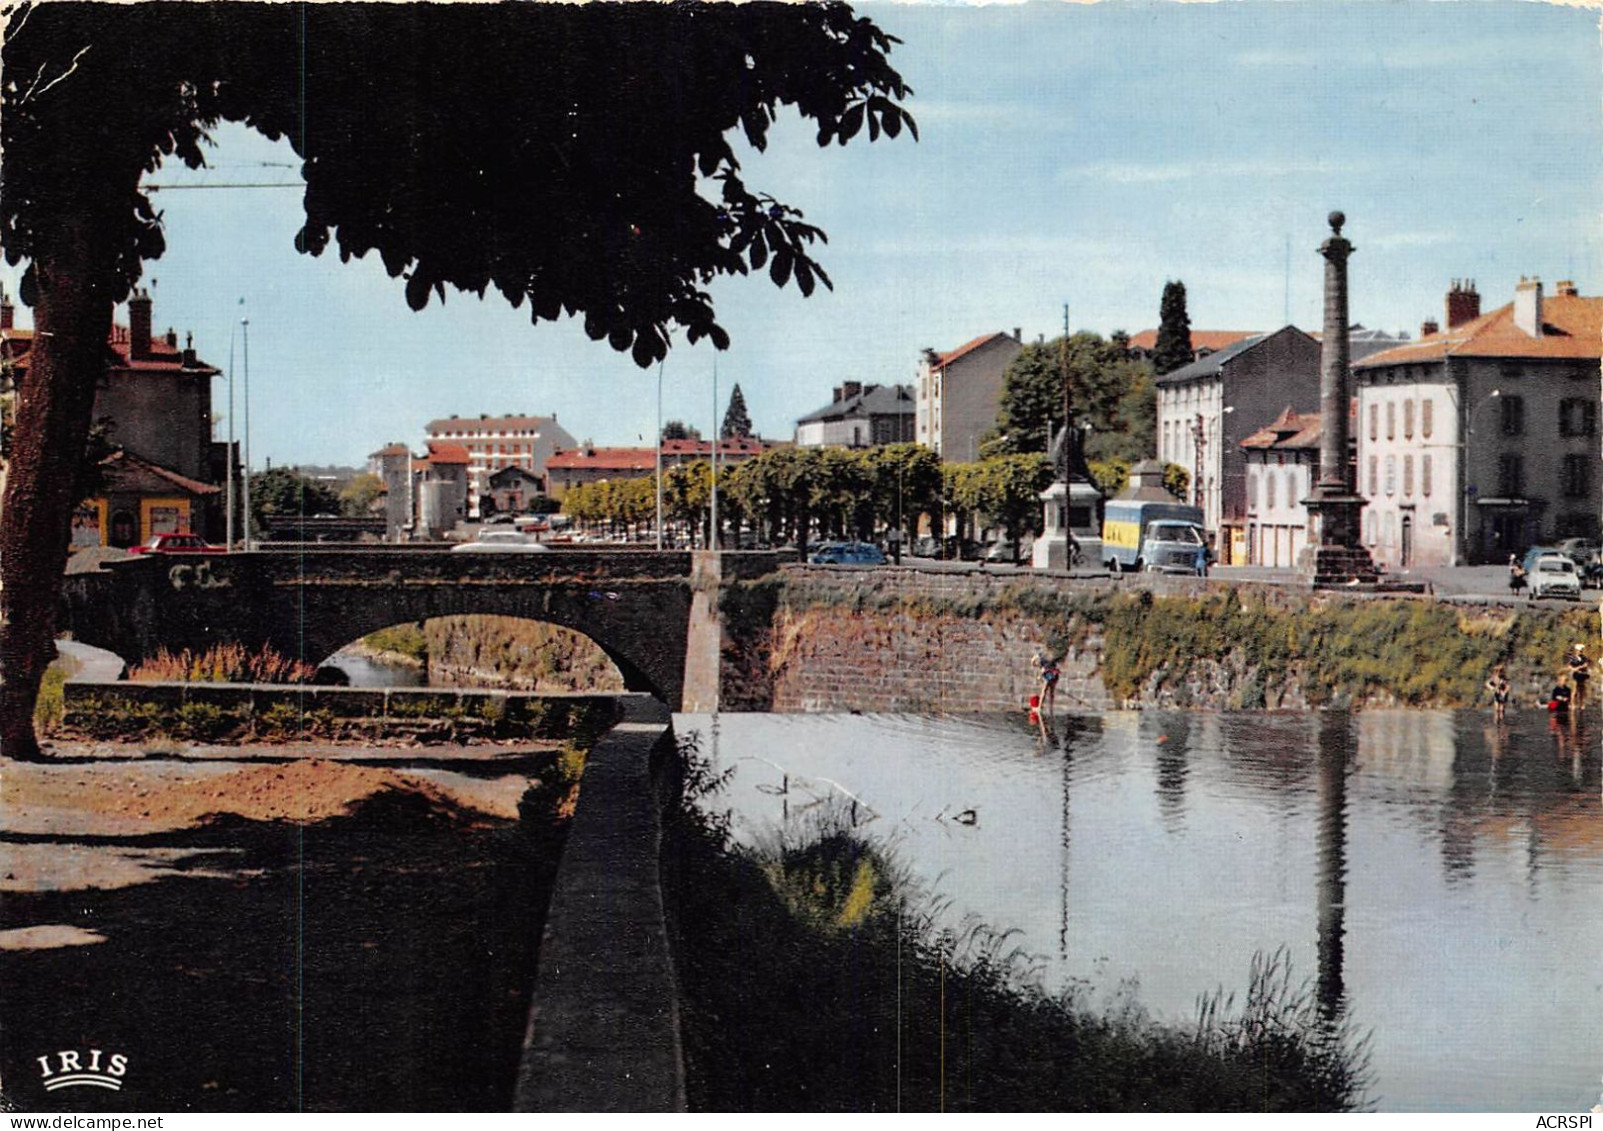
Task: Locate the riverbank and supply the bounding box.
[722,568,1601,713]
[664,738,1370,1111]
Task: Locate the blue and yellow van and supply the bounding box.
[1101,499,1208,573]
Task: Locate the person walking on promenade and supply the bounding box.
[1566,644,1592,710]
[1508,554,1528,596]
[1485,665,1511,723]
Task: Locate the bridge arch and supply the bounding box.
[59,550,700,709]
[314,610,642,697]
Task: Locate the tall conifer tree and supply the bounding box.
[1153,280,1193,375]
[721,383,754,439]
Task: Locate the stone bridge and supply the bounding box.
[60,549,782,709]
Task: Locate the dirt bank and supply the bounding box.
[0,742,570,1111]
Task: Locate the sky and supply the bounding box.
[3,0,1599,469]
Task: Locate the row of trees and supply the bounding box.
[559,443,1065,562]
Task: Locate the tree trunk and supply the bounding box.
[0,217,117,760]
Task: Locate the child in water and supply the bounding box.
[1543,673,1573,715]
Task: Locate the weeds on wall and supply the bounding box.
[769,575,1600,709]
[662,732,1371,1111]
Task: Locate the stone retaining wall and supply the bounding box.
[749,565,1587,714]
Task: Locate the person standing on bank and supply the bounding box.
[1508,554,1527,595]
[1566,644,1592,710]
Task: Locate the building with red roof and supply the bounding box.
[2,288,227,547]
[423,411,577,516]
[544,437,777,499]
[1353,278,1603,567]
[1127,328,1261,364]
[1238,407,1322,567]
[915,329,1024,462]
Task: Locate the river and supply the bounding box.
[323,648,426,688]
[676,708,1603,1113]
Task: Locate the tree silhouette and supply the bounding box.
[661,421,702,443]
[721,383,754,439]
[1153,280,1193,376]
[0,1,915,757]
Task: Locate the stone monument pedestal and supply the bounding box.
[1298,492,1378,586]
[1033,479,1103,570]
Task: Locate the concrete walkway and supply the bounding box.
[513,693,685,1112]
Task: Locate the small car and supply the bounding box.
[450,530,550,553]
[809,541,888,565]
[127,532,226,555]
[1527,553,1582,600]
[982,539,1022,564]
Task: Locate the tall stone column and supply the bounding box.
[1299,212,1378,585]
[1318,217,1354,493]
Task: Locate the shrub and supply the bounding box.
[34,664,69,733]
[129,643,317,684]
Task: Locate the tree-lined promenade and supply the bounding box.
[561,440,1189,561]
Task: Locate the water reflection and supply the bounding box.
[680,708,1603,1112]
[1314,713,1350,1025]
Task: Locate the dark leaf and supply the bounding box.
[770,247,792,289]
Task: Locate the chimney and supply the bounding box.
[1013,327,1022,342]
[0,287,12,331]
[832,385,844,403]
[841,380,862,401]
[1445,279,1480,330]
[182,331,197,368]
[1421,318,1440,338]
[1514,276,1544,337]
[128,288,153,359]
[1555,279,1579,297]
[165,327,178,349]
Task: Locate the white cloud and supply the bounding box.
[1366,231,1459,252]
[1060,158,1364,185]
[1232,48,1322,68]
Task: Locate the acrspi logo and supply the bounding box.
[36,1049,130,1092]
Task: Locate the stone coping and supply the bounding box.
[513,694,685,1112]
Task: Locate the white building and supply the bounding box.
[1239,407,1320,568]
[795,382,915,448]
[423,412,577,516]
[1354,278,1603,568]
[1154,326,1322,559]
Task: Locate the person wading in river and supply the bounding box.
[1032,652,1061,716]
[1566,644,1592,710]
[1485,665,1511,723]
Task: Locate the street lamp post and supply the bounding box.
[240,315,252,552]
[655,360,665,550]
[710,358,719,552]
[225,324,236,551]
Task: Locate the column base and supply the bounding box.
[1297,543,1380,587]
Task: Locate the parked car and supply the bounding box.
[1555,538,1603,586]
[128,532,226,555]
[943,536,983,561]
[809,541,888,565]
[450,530,550,553]
[1527,553,1582,600]
[982,539,1023,564]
